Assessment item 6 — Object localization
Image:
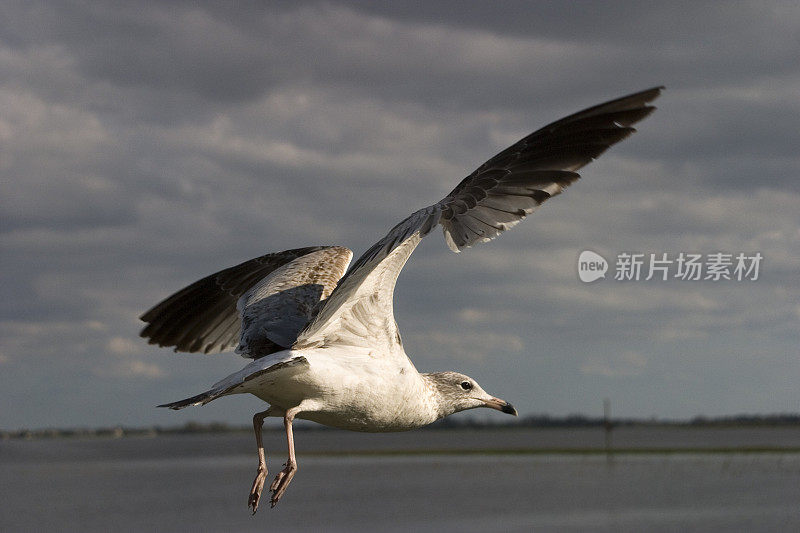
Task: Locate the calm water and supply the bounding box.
[2,427,800,532]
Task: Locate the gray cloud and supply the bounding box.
[0,1,798,429]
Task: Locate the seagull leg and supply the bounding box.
[269,406,300,507]
[248,407,274,514]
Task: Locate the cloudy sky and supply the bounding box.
[1,1,798,429]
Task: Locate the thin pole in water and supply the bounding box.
[603,398,613,463]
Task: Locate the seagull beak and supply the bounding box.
[483,397,518,416]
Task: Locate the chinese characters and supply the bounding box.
[612,252,762,281]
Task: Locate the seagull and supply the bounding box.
[140,87,662,512]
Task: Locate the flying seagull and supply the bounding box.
[140,86,662,512]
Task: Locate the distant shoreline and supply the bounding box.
[4,413,800,441]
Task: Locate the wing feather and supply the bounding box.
[140,246,352,356]
[236,247,353,357]
[294,87,662,354]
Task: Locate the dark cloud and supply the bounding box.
[0,1,797,428]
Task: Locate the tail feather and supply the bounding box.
[158,355,310,410]
[157,387,227,410]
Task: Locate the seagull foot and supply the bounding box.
[269,461,297,507]
[248,465,268,514]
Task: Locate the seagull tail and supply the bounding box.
[158,355,310,410]
[157,386,228,410]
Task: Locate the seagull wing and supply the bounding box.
[235,246,352,358]
[140,246,352,356]
[294,87,663,354]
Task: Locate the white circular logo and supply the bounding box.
[578,250,608,283]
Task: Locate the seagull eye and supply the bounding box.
[460,381,472,391]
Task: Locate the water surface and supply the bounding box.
[2,427,799,532]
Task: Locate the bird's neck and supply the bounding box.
[419,372,457,420]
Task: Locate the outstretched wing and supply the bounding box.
[140,246,352,356]
[294,87,663,353]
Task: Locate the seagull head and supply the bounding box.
[423,371,518,419]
